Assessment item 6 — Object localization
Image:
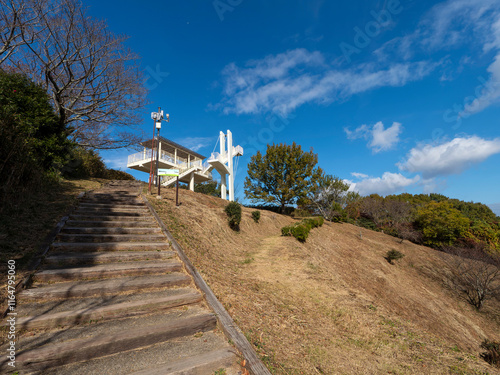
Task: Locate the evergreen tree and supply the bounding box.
[244,142,322,213]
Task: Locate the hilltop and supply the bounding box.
[148,186,500,375]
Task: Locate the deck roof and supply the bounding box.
[140,136,207,160]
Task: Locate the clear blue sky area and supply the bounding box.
[87,0,500,213]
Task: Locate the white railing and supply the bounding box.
[127,149,190,167]
[128,149,154,165]
[128,149,212,180]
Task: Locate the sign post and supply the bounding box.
[176,176,179,206]
[157,169,180,206]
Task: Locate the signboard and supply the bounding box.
[158,168,179,176]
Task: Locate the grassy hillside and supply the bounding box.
[149,187,500,375]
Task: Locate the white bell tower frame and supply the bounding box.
[207,130,243,202]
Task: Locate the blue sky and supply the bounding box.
[88,0,500,212]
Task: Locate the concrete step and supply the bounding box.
[86,194,140,200]
[20,273,191,299]
[60,227,161,234]
[51,241,169,252]
[69,214,155,221]
[15,288,195,319]
[30,331,235,375]
[129,348,238,375]
[44,251,175,266]
[78,203,147,209]
[34,260,182,282]
[80,199,144,205]
[65,220,157,228]
[73,210,149,217]
[7,310,217,372]
[13,289,202,330]
[56,233,166,243]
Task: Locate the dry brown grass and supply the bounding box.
[0,178,103,309]
[149,186,500,375]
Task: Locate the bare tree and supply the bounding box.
[0,0,24,63]
[359,196,387,226]
[442,246,500,310]
[3,0,147,149]
[303,173,360,221]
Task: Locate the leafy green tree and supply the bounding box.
[0,70,68,168]
[194,180,221,197]
[244,142,322,213]
[416,201,470,248]
[0,70,69,203]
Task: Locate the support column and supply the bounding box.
[220,173,227,200]
[174,148,177,164]
[189,172,195,191]
[219,131,226,160]
[227,130,234,202]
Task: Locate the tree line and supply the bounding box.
[244,143,500,255]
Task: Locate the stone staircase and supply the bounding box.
[1,181,240,374]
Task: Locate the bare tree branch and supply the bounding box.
[442,245,500,310]
[3,0,148,149]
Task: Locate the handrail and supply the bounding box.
[127,150,189,167]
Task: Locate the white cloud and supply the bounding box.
[375,1,500,116]
[488,203,500,216]
[216,49,437,115]
[460,52,500,116]
[104,156,128,170]
[349,172,420,196]
[370,122,402,153]
[399,136,500,178]
[344,121,402,153]
[174,137,214,152]
[376,0,500,60]
[344,124,370,140]
[351,172,368,179]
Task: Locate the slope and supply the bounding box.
[148,187,500,375]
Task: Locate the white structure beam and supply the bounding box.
[207,130,242,202]
[189,171,195,191]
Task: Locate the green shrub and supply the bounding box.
[252,210,261,223]
[481,340,500,368]
[62,147,108,178]
[281,217,323,242]
[281,225,293,236]
[224,202,242,230]
[106,169,135,180]
[385,249,405,264]
[302,217,324,229]
[291,224,310,242]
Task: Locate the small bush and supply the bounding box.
[281,225,293,236]
[224,202,242,230]
[281,217,323,242]
[385,249,405,264]
[252,210,261,223]
[481,340,500,368]
[291,224,310,242]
